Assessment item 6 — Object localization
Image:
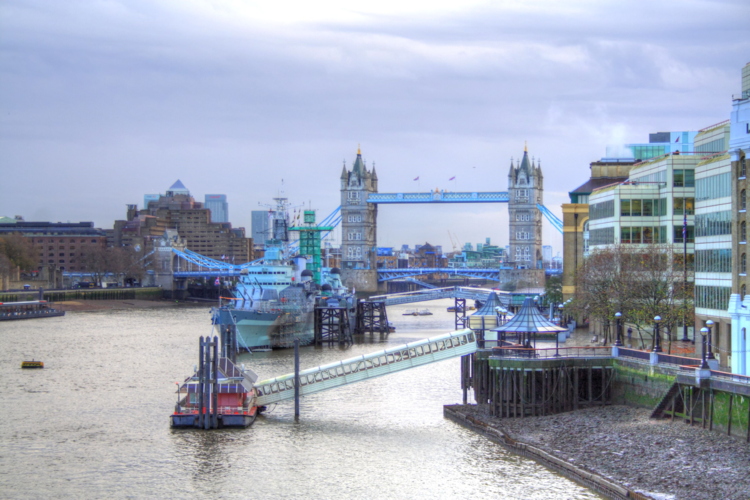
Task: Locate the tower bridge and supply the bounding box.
[147,145,562,294]
[340,145,549,292]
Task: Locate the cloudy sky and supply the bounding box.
[1,0,748,255]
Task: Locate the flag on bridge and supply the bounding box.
[449,176,456,181]
[215,277,220,286]
[413,176,419,181]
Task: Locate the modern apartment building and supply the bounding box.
[693,122,732,365]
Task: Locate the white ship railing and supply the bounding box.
[254,329,477,405]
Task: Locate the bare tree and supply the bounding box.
[571,244,694,350]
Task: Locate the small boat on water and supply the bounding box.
[171,356,262,429]
[0,300,64,321]
[21,360,44,369]
[402,309,433,316]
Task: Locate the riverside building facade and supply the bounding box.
[114,180,251,263]
[728,62,750,375]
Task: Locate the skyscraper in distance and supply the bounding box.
[205,194,228,223]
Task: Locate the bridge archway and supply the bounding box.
[339,147,545,292]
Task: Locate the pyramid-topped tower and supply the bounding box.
[507,144,544,269]
[340,146,379,290]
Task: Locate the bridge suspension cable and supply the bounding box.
[536,204,563,234]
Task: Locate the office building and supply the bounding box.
[204,194,229,223]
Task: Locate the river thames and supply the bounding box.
[0,300,602,499]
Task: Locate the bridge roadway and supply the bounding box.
[254,329,477,406]
[369,286,509,306]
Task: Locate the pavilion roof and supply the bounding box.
[492,297,567,334]
[471,292,507,316]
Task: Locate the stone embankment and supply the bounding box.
[446,405,750,500]
[54,299,207,312]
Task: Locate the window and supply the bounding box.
[742,221,747,242]
[695,211,732,237]
[742,284,747,300]
[741,154,747,178]
[696,172,731,201]
[590,200,614,220]
[742,190,747,211]
[673,169,695,188]
[742,253,747,274]
[620,199,631,216]
[695,249,732,273]
[673,225,695,243]
[673,197,695,215]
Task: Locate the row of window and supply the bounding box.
[590,227,615,246]
[695,172,731,201]
[695,249,732,273]
[673,169,695,188]
[695,285,732,311]
[620,198,668,217]
[590,200,614,220]
[631,171,666,185]
[695,211,732,237]
[516,232,532,240]
[515,213,532,221]
[346,247,363,258]
[694,138,726,154]
[590,225,696,245]
[620,226,667,244]
[347,215,362,223]
[348,232,362,241]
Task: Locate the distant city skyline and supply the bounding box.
[2,1,748,251]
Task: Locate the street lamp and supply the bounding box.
[699,327,710,369]
[705,320,715,360]
[614,312,623,346]
[652,315,662,353]
[558,303,564,325]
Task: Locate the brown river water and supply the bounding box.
[0,300,602,499]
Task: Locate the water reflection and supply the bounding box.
[0,301,602,499]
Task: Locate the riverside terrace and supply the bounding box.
[460,345,750,442]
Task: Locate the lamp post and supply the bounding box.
[652,316,662,353]
[558,303,564,325]
[699,327,710,369]
[614,312,623,346]
[705,320,715,360]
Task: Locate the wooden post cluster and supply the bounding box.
[467,356,613,418]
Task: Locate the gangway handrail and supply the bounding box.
[254,329,477,405]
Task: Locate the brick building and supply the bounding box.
[113,180,252,262]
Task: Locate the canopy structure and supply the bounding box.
[492,297,567,349]
[466,292,510,346]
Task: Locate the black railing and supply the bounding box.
[618,348,651,361]
[492,346,612,359]
[709,370,750,385]
[657,353,698,366]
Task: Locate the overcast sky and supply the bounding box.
[1,0,749,255]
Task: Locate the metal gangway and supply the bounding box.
[369,286,509,307]
[254,329,477,406]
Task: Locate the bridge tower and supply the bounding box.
[507,145,544,270]
[340,147,380,292]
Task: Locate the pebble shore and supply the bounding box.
[452,405,750,500]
